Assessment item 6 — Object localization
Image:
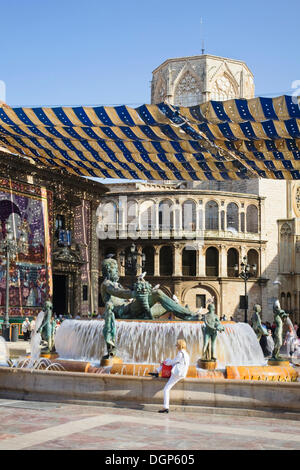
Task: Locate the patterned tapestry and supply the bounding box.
[0,178,52,315]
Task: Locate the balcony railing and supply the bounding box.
[98,224,261,241]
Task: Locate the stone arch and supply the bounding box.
[246,205,259,233]
[126,200,138,224]
[205,246,219,277]
[142,246,154,276]
[140,199,156,230]
[158,198,176,229]
[159,245,173,275]
[182,282,220,314]
[210,71,239,101]
[280,292,286,310]
[205,200,219,230]
[97,200,118,226]
[227,247,239,277]
[153,74,167,103]
[247,248,259,276]
[182,199,197,230]
[182,246,196,276]
[226,202,239,232]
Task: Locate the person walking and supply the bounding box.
[149,339,190,414]
[22,317,31,341]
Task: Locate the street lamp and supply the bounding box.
[0,221,26,341]
[119,243,146,281]
[234,255,257,323]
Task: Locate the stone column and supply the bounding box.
[219,245,227,278]
[196,245,206,277]
[74,270,82,316]
[172,243,182,276]
[136,244,143,275]
[154,202,159,233]
[116,247,125,276]
[154,245,160,276]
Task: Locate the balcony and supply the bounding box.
[97,224,261,242]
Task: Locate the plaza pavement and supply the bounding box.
[0,398,300,450]
[2,340,300,451]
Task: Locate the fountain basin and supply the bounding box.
[0,366,300,415]
[23,358,298,382]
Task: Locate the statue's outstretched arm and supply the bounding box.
[150,289,198,320]
[105,281,134,300]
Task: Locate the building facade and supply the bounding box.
[97,178,289,322]
[277,181,300,323]
[151,54,255,106]
[0,149,107,319]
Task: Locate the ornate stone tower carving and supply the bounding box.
[151,54,255,106]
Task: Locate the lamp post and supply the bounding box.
[234,255,257,323]
[119,243,146,284]
[0,222,26,341]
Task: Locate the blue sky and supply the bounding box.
[1,0,299,107]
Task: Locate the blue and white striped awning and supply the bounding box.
[0,95,300,181]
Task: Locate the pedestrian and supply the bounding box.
[283,326,297,356]
[55,320,61,332]
[22,317,31,341]
[149,339,190,414]
[30,316,36,339]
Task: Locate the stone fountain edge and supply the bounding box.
[0,367,300,415]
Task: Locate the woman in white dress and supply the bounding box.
[149,339,190,413]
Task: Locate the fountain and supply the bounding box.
[0,337,9,367]
[0,259,299,414]
[54,318,266,369]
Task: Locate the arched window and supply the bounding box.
[173,71,202,107]
[247,249,259,276]
[102,201,118,228]
[127,201,138,225]
[287,292,291,312]
[205,247,219,277]
[227,248,239,277]
[182,200,196,231]
[159,200,174,230]
[140,201,155,230]
[205,201,219,230]
[182,247,196,276]
[160,246,173,276]
[143,246,154,276]
[280,292,286,310]
[246,205,258,233]
[211,74,237,101]
[226,203,239,232]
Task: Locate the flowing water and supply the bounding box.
[55,320,266,367]
[26,311,45,368]
[0,337,9,366]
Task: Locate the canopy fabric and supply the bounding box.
[0,95,299,181]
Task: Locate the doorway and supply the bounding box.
[53,274,68,316]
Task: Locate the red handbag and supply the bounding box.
[161,361,172,378]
